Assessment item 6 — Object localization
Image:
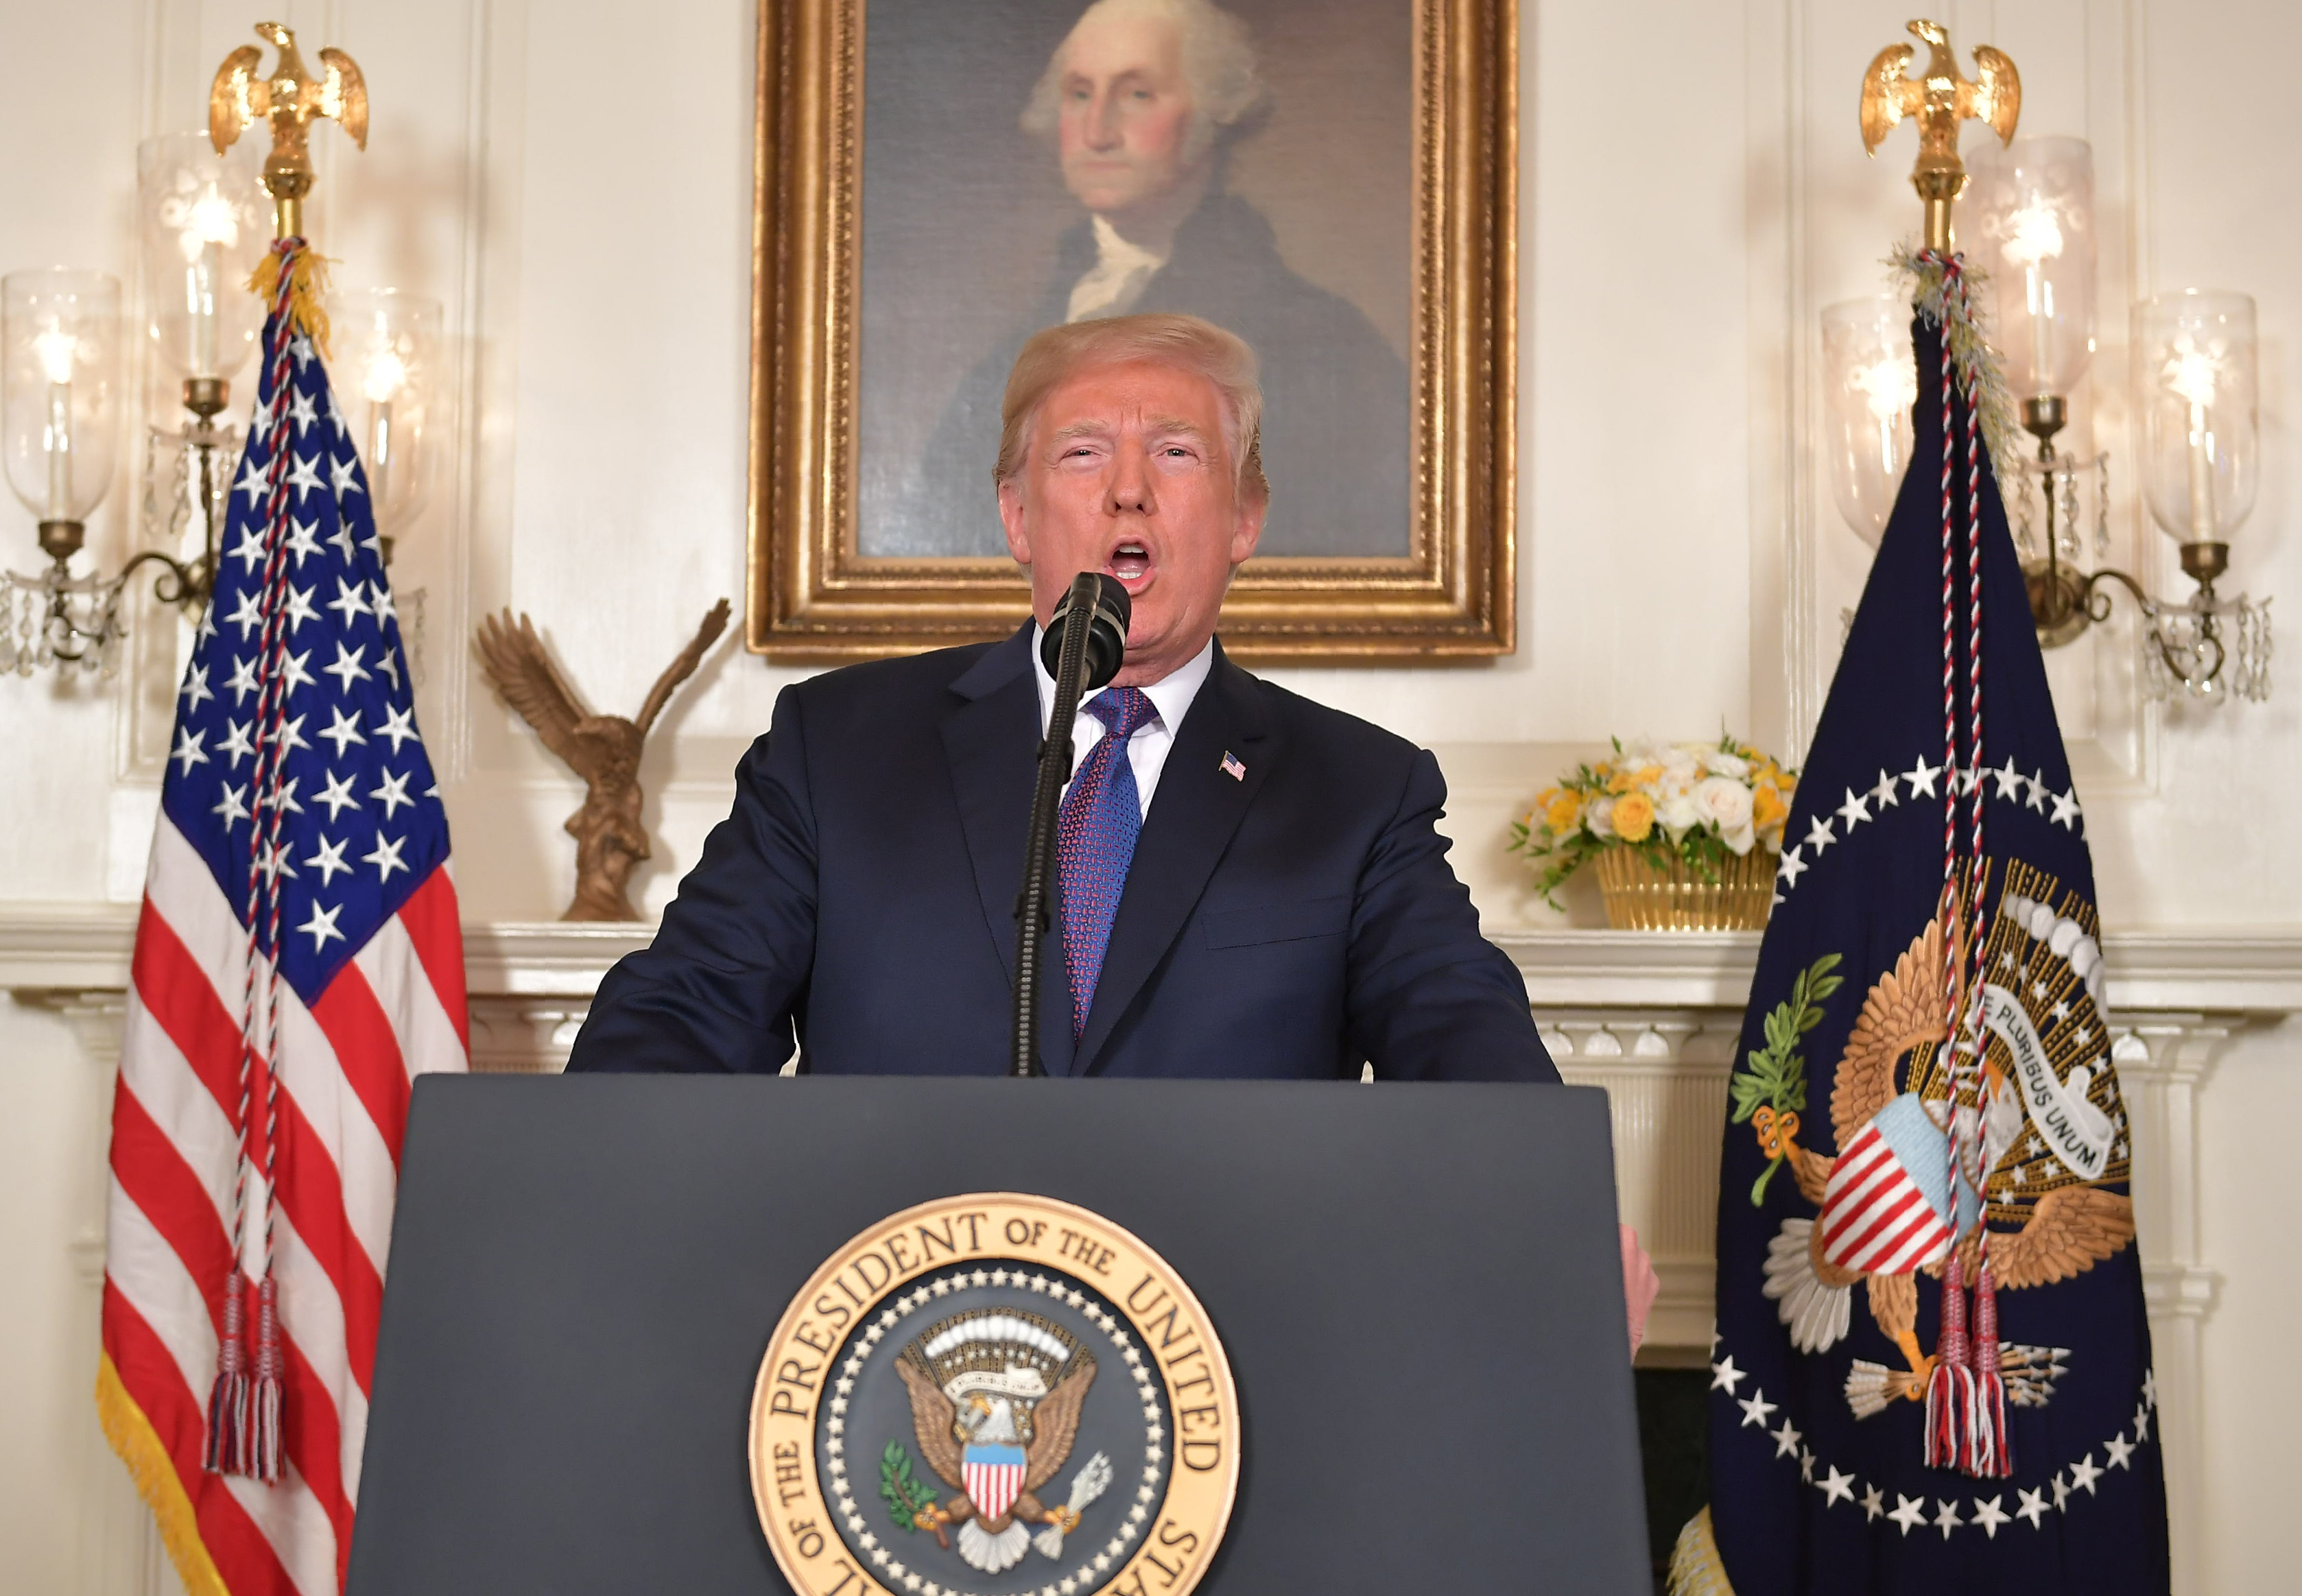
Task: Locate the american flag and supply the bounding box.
[97,241,466,1596]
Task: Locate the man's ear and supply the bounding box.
[1228,488,1266,569]
[998,479,1032,567]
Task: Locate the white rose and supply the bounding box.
[1720,822,1757,857]
[1658,792,1703,839]
[1700,747,1751,779]
[1585,795,1617,837]
[1694,775,1755,834]
[1661,752,1700,786]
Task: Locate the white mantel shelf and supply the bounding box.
[1490,927,2302,1014]
[5,902,2302,1015]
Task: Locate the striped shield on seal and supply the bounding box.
[962,1444,1028,1522]
[1818,1093,1959,1275]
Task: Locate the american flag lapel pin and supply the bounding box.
[1220,750,1246,781]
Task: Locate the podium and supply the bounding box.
[347,1075,1650,1594]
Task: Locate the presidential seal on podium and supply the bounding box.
[750,1195,1239,1596]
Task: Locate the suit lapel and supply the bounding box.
[942,626,1078,1075]
[1075,644,1274,1073]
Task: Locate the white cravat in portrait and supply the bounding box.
[1065,216,1170,322]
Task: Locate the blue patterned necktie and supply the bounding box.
[1056,687,1158,1038]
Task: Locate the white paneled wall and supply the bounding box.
[0,0,2295,1591]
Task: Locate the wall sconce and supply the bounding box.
[2123,290,2270,699]
[2,270,125,674]
[137,130,268,609]
[2002,287,2271,702]
[1821,297,1917,548]
[331,288,440,565]
[1969,136,2110,645]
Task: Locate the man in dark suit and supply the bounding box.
[568,313,1552,1086]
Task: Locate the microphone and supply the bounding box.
[1012,572,1132,1076]
[1040,573,1130,691]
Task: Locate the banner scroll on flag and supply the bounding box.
[97,238,466,1596]
[1672,252,2170,1593]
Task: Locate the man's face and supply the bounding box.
[1056,12,1200,217]
[999,359,1263,687]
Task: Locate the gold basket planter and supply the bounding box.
[1592,846,1777,931]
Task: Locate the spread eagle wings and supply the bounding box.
[473,610,600,776]
[317,47,370,147]
[209,45,268,152]
[1023,1357,1097,1492]
[636,599,731,735]
[1983,1184,2135,1290]
[894,1358,965,1489]
[1831,918,1949,1146]
[1963,45,2021,145]
[1859,43,1917,152]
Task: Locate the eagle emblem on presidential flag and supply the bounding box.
[891,1310,1106,1572]
[1754,863,2137,1422]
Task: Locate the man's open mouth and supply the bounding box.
[1107,539,1153,586]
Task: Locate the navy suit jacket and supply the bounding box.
[567,626,1555,1082]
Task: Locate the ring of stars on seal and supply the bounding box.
[750,1195,1239,1596]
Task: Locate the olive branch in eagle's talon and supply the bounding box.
[1730,953,1844,1204]
[880,1440,951,1548]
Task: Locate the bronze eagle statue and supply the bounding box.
[473,600,729,920]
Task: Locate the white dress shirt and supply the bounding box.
[1065,216,1170,322]
[1032,629,1214,820]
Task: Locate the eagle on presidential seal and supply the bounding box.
[891,1309,1113,1574]
[1754,863,2137,1421]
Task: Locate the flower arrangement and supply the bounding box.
[1510,735,1799,912]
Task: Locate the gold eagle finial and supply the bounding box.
[209,23,369,241]
[1860,19,2020,252]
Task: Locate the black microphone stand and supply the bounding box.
[1011,572,1127,1076]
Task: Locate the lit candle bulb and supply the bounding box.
[32,324,75,521]
[363,344,408,520]
[1853,352,1917,477]
[2005,198,2064,395]
[2165,344,2220,542]
[181,186,239,378]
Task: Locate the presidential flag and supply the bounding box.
[1674,254,2168,1592]
[97,239,466,1596]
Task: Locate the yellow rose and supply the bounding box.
[1545,793,1582,833]
[1613,791,1655,842]
[1753,784,1787,832]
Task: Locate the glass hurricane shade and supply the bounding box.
[1821,297,1916,549]
[2137,289,2257,547]
[331,288,442,537]
[1969,136,2098,402]
[3,269,122,525]
[138,132,268,390]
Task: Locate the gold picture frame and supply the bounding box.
[746,0,1517,663]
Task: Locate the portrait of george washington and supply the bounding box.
[857,0,1413,560]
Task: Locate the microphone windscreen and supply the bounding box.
[1042,573,1131,690]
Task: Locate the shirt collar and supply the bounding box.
[1032,626,1215,736]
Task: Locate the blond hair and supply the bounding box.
[994,314,1268,501]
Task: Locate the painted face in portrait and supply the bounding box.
[1055,10,1201,223]
[998,359,1264,687]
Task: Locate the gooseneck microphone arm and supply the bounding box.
[1011,571,1130,1077]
